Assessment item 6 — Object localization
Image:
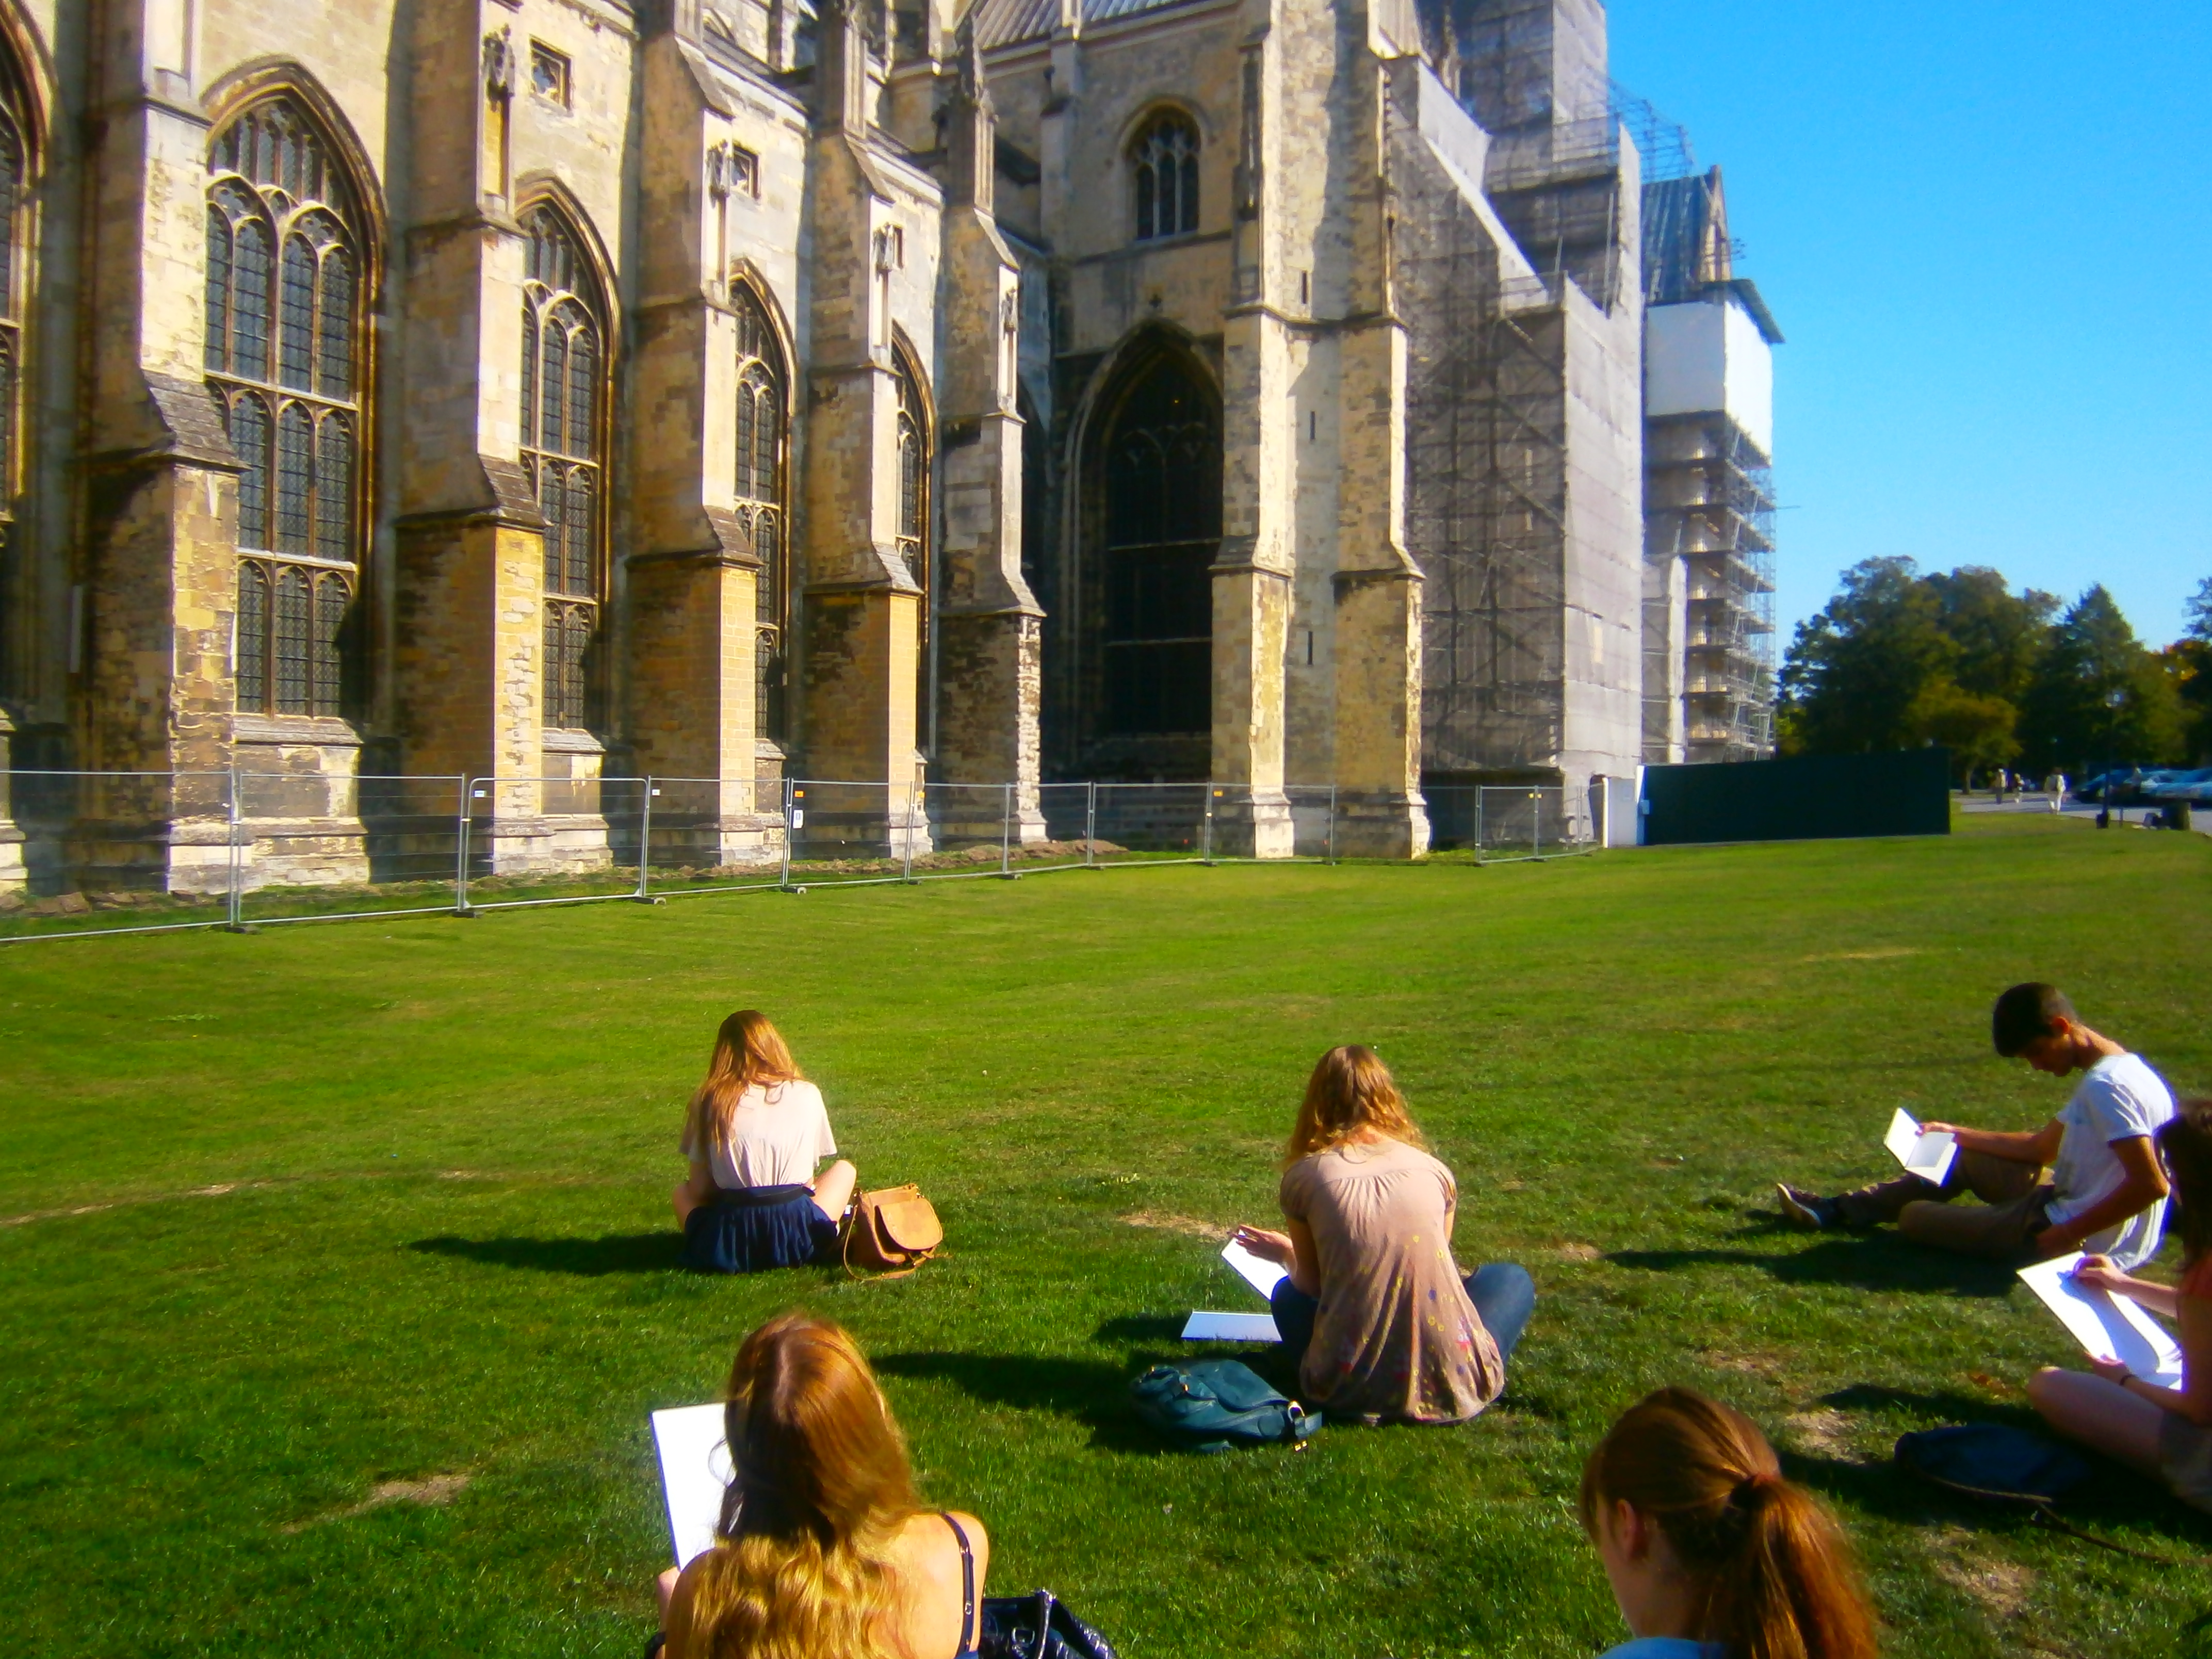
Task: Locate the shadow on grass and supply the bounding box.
[1775,1381,2212,1555]
[1605,1233,2019,1297]
[875,1349,1194,1454]
[409,1232,685,1275]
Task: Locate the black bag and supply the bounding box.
[1894,1423,2184,1565]
[1894,1423,2090,1507]
[1129,1359,1321,1452]
[980,1590,1117,1659]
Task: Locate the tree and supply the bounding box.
[2018,585,2186,773]
[1905,681,2017,781]
[1923,567,2057,707]
[1779,558,1957,755]
[2174,576,2212,762]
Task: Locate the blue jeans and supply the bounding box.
[1270,1262,1536,1370]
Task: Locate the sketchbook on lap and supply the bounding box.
[2017,1254,2184,1387]
[652,1403,733,1568]
[1884,1108,1958,1184]
[1182,1240,1286,1343]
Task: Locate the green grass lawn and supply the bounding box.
[5,816,2209,1658]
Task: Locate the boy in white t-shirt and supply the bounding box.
[1777,983,2176,1269]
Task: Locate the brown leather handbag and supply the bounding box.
[842,1184,943,1278]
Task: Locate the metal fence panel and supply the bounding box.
[1,767,1611,942]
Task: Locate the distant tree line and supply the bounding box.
[1777,559,2212,783]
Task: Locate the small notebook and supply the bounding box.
[1180,1310,1282,1341]
[651,1403,734,1568]
[1221,1239,1288,1299]
[1884,1108,1958,1184]
[2017,1254,2185,1387]
[1183,1240,1289,1342]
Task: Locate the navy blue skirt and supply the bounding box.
[682,1184,839,1274]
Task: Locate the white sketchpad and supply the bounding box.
[1884,1108,1958,1185]
[1221,1239,1288,1300]
[652,1403,734,1568]
[2017,1254,2184,1388]
[1181,1310,1282,1342]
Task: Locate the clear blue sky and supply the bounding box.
[1609,2,2212,649]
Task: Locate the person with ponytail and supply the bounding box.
[2027,1098,2212,1512]
[1579,1388,1879,1659]
[674,1011,858,1274]
[1232,1045,1535,1425]
[655,1312,990,1659]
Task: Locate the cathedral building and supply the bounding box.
[0,0,1670,892]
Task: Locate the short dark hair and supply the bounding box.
[1992,982,2076,1056]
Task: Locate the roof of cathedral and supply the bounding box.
[975,0,1208,52]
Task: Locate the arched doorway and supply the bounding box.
[1076,342,1219,775]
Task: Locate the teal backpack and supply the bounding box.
[1129,1360,1322,1452]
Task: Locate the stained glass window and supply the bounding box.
[893,347,931,746]
[733,285,788,739]
[207,96,365,719]
[521,205,606,729]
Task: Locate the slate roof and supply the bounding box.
[974,0,1210,52]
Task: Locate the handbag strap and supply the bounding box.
[842,1193,921,1282]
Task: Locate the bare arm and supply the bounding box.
[2103,1295,2212,1428]
[2035,1136,2170,1258]
[2075,1254,2183,1320]
[1924,1117,2065,1165]
[1230,1221,1322,1296]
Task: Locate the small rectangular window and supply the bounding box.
[530,43,571,108]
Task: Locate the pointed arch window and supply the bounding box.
[1130,111,1200,242]
[733,285,788,740]
[892,346,931,745]
[521,204,606,731]
[0,85,27,615]
[206,97,365,718]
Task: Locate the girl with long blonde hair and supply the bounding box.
[1579,1387,1877,1658]
[1233,1045,1534,1424]
[655,1313,990,1659]
[674,1011,858,1274]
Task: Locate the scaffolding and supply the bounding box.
[1392,94,1572,778]
[1647,416,1776,761]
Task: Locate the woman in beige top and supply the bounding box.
[1234,1045,1533,1424]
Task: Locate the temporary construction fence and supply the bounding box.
[0,772,1600,945]
[1424,784,1594,861]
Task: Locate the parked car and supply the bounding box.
[2149,768,2212,804]
[2073,768,2185,805]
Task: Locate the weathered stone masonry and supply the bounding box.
[0,0,1670,890]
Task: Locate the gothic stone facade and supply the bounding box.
[0,0,1648,892]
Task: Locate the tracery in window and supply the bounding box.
[521,202,606,730]
[0,86,26,592]
[1129,111,1200,242]
[733,285,788,739]
[892,344,931,744]
[206,96,366,718]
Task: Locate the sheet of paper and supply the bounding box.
[1883,1107,1958,1184]
[2017,1254,2185,1387]
[1181,1310,1282,1342]
[1221,1239,1288,1301]
[652,1403,734,1568]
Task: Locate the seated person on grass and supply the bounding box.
[1232,1044,1534,1426]
[1579,1387,1877,1659]
[1776,982,2174,1268]
[674,1010,858,1274]
[2028,1099,2212,1515]
[653,1312,990,1659]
